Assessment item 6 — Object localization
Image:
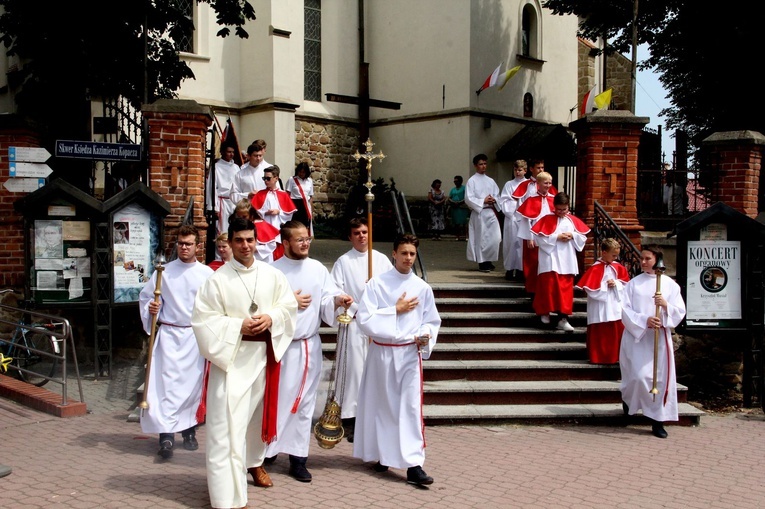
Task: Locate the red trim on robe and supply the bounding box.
[511,178,558,199]
[255,220,280,242]
[516,194,555,220]
[576,261,630,291]
[531,213,590,236]
[251,189,298,214]
[293,177,312,220]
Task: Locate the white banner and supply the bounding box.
[686,240,741,320]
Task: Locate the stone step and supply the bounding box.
[423,402,704,426]
[422,379,689,405]
[422,359,621,382]
[435,297,587,313]
[322,341,589,361]
[320,326,587,344]
[438,311,588,328]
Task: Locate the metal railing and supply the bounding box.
[593,201,642,278]
[389,190,428,281]
[0,301,84,406]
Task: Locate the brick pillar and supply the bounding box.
[0,116,43,289]
[569,110,649,266]
[142,100,213,260]
[701,130,765,219]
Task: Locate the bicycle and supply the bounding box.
[0,292,62,387]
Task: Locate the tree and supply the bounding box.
[0,0,255,149]
[542,0,765,147]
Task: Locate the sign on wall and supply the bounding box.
[686,240,742,320]
[112,203,154,303]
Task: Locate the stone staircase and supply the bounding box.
[321,281,704,427]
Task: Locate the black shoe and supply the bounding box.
[288,455,312,482]
[158,439,174,459]
[406,466,434,486]
[342,418,355,443]
[622,401,629,416]
[478,263,490,273]
[182,434,198,451]
[504,270,513,281]
[373,462,388,473]
[487,263,495,270]
[264,455,277,465]
[651,422,668,439]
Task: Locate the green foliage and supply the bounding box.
[0,0,255,144]
[543,0,765,146]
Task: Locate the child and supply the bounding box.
[530,192,589,331]
[207,232,232,270]
[576,238,630,363]
[353,234,441,487]
[515,171,555,295]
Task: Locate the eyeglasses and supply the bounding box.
[262,176,272,181]
[295,237,313,245]
[177,241,197,247]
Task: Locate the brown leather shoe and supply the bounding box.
[248,466,273,488]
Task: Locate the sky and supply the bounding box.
[634,44,675,159]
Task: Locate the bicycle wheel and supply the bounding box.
[14,330,59,387]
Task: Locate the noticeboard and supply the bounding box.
[31,218,92,304]
[112,202,162,303]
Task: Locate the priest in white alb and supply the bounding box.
[464,153,501,273]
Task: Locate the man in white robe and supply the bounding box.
[230,142,274,204]
[499,159,529,280]
[330,217,393,442]
[207,145,239,236]
[620,245,686,439]
[263,221,352,483]
[192,217,297,509]
[353,234,441,487]
[465,153,501,272]
[139,225,213,458]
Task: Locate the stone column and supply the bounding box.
[701,130,765,219]
[142,99,213,259]
[569,110,649,265]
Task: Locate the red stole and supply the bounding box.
[576,260,630,291]
[531,212,590,236]
[251,189,298,214]
[293,177,312,220]
[516,194,555,220]
[511,178,558,200]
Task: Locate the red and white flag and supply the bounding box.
[476,64,501,96]
[581,87,596,117]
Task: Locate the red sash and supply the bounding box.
[242,331,281,444]
[293,177,312,220]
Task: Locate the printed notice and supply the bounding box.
[686,240,741,320]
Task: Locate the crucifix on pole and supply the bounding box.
[352,138,385,279]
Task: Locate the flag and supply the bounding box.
[476,63,501,96]
[581,86,596,116]
[594,88,613,110]
[221,118,243,166]
[497,65,522,91]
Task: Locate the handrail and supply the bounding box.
[0,301,84,406]
[389,190,428,282]
[593,201,642,278]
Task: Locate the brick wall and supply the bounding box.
[142,100,213,259]
[0,121,41,289]
[702,132,764,218]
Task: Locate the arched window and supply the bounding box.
[520,3,541,61]
[523,93,533,118]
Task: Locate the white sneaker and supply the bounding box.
[540,315,550,324]
[557,318,574,332]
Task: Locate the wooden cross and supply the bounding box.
[352,138,386,279]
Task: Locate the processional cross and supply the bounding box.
[352,138,386,279]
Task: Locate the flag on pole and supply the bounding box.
[221,118,243,166]
[497,65,522,91]
[581,87,596,116]
[476,64,502,96]
[594,88,613,110]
